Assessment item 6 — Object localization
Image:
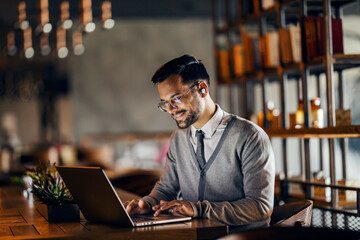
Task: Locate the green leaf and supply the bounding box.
[25,160,75,205]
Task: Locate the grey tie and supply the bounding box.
[196,130,206,169]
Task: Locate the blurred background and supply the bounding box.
[0,0,222,175]
[0,0,360,207]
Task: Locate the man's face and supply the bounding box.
[157,74,203,129]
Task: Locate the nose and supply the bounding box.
[167,103,178,114]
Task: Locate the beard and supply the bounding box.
[174,109,200,129]
[172,96,202,129]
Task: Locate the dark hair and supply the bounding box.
[151,54,210,86]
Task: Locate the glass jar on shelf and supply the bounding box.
[310,97,324,128]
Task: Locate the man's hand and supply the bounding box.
[124,199,151,215]
[152,200,194,217]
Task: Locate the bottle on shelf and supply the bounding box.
[289,113,296,129]
[257,111,264,128]
[266,100,280,129]
[295,100,304,128]
[232,43,244,77]
[266,100,275,123]
[216,35,230,82]
[310,97,324,128]
[230,30,244,78]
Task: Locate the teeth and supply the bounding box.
[173,112,184,119]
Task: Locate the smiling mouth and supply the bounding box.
[172,110,186,121]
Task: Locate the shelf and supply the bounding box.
[241,68,280,82]
[232,65,303,83]
[216,54,360,85]
[282,62,303,72]
[282,0,299,6]
[265,125,360,139]
[306,54,360,74]
[282,63,303,79]
[230,54,360,83]
[333,53,360,69]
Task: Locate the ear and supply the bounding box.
[198,81,208,97]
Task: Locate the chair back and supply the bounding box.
[110,170,161,196]
[270,200,313,227]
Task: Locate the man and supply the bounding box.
[124,54,275,228]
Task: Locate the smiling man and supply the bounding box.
[124,54,275,229]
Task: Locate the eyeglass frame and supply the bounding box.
[157,82,200,112]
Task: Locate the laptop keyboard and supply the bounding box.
[131,215,156,223]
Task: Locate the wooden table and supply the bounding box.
[0,185,228,239]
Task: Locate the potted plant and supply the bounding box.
[26,160,80,223]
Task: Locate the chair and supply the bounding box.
[110,169,161,197]
[270,200,313,227]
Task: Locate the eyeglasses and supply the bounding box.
[158,83,198,112]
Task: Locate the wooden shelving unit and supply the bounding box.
[266,125,360,138]
[212,0,360,229]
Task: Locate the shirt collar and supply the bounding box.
[191,104,224,139]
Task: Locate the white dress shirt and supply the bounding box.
[190,105,232,162]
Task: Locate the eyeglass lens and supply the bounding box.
[158,83,198,112]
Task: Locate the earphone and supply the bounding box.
[201,88,206,94]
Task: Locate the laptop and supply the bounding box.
[56,166,191,227]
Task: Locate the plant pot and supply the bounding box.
[46,203,80,223]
